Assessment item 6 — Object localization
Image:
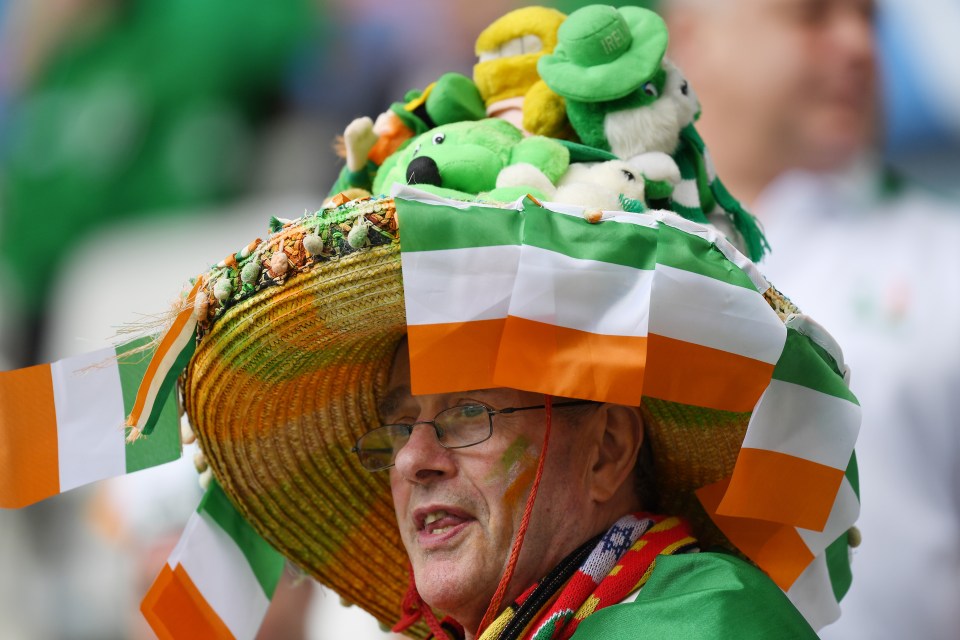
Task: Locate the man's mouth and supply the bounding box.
[414,506,474,542]
[424,510,452,534]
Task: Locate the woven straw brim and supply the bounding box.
[184,242,414,631]
[182,198,798,635]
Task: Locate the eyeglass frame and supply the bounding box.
[351,400,596,472]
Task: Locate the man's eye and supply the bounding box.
[460,404,486,418]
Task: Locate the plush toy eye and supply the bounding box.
[621,169,636,182]
[432,133,446,145]
[642,82,659,98]
[680,80,689,96]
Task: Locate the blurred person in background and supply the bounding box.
[0,0,317,369]
[660,0,960,638]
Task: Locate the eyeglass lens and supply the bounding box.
[356,404,493,471]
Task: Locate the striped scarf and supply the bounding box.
[474,513,698,640]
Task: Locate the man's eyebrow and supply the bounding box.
[377,385,410,419]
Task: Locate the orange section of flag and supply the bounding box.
[718,448,844,532]
[0,364,59,508]
[644,334,774,412]
[494,317,647,406]
[698,478,814,590]
[141,563,233,640]
[407,319,505,395]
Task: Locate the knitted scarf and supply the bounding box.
[472,513,698,640]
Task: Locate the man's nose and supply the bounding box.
[392,421,455,482]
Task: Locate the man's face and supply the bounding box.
[383,342,599,633]
[672,0,878,173]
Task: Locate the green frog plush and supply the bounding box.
[537,4,768,260]
[372,118,569,202]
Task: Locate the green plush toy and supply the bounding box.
[372,118,569,202]
[537,4,769,261]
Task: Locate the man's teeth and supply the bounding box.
[424,510,457,533]
[424,510,447,526]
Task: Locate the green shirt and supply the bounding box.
[572,552,818,639]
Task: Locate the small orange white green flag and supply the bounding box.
[142,480,285,640]
[0,336,181,509]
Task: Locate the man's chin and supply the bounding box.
[414,558,494,627]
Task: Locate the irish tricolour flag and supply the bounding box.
[394,188,860,630]
[0,336,181,509]
[396,188,785,410]
[142,480,285,640]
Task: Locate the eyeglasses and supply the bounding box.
[352,400,595,471]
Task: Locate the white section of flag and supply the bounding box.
[170,510,271,640]
[742,379,861,471]
[507,245,653,336]
[649,264,786,362]
[401,246,521,325]
[52,347,126,493]
[786,553,841,632]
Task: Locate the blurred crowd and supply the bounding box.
[0,0,958,638]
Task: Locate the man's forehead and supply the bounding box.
[377,383,544,417]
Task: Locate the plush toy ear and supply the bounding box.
[425,73,487,125]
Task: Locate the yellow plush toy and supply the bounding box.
[473,6,573,140]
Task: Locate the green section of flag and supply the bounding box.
[523,202,658,271]
[845,452,860,497]
[200,480,285,598]
[772,330,859,404]
[828,453,859,601]
[117,337,182,474]
[825,529,854,603]
[396,198,521,252]
[655,224,756,290]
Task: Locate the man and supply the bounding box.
[662,1,960,638]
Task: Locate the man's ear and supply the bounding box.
[587,404,644,505]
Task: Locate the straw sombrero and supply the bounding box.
[157,187,859,635]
